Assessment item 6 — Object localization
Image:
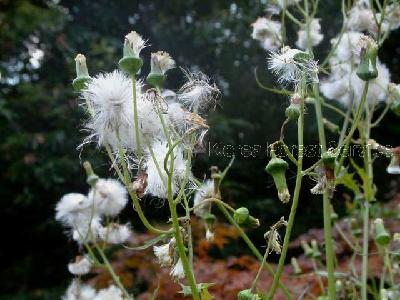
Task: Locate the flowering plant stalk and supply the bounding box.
[56,1,400,299]
[252,0,400,299]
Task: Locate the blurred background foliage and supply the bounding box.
[0,0,399,298]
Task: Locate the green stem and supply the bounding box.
[216,203,293,299]
[251,236,272,292]
[361,201,369,300]
[131,75,142,165]
[336,82,369,174]
[93,242,133,300]
[313,85,337,300]
[266,95,304,300]
[166,149,199,300]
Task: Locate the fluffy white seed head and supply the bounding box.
[88,178,128,217]
[170,258,185,280]
[71,216,103,244]
[193,179,214,217]
[177,71,220,113]
[144,140,190,198]
[346,0,375,32]
[99,223,131,244]
[56,193,91,226]
[68,255,93,275]
[251,17,282,51]
[296,19,324,50]
[94,285,124,300]
[150,51,175,75]
[62,280,96,300]
[81,70,142,150]
[153,243,173,267]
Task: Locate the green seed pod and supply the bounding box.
[237,289,259,300]
[146,51,175,88]
[234,207,249,224]
[72,54,91,91]
[265,157,290,203]
[285,103,301,121]
[118,31,144,76]
[291,257,302,275]
[374,218,390,246]
[301,240,313,258]
[356,37,378,81]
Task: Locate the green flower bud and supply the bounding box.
[118,31,145,75]
[234,207,249,224]
[146,51,175,88]
[301,240,313,258]
[83,161,99,186]
[72,54,91,91]
[291,257,302,275]
[237,289,259,300]
[356,36,378,81]
[233,207,259,228]
[265,157,290,203]
[374,218,390,246]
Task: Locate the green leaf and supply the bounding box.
[336,168,360,194]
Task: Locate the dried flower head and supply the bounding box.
[268,46,319,84]
[170,257,185,280]
[123,31,146,58]
[178,70,220,113]
[62,279,96,300]
[94,285,124,300]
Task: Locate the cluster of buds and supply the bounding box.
[356,36,378,81]
[265,152,290,203]
[237,289,260,300]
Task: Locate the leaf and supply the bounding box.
[336,168,360,194]
[123,233,172,251]
[350,159,374,200]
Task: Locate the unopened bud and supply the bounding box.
[374,218,390,246]
[72,54,91,90]
[356,36,378,81]
[119,31,145,75]
[265,156,290,203]
[146,51,175,88]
